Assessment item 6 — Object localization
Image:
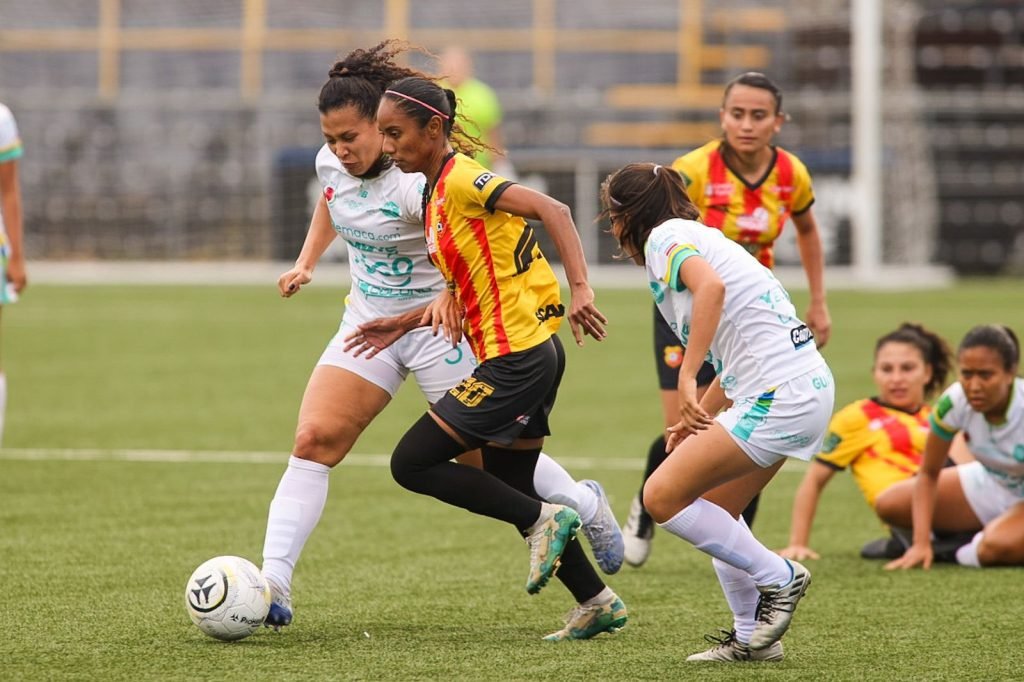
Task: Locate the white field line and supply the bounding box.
[0,447,807,471]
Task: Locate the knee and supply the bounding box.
[293,421,351,467]
[642,474,694,524]
[873,490,900,525]
[390,436,419,491]
[977,533,1024,566]
[390,414,455,492]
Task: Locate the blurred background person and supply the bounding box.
[437,46,515,179]
[0,102,26,445]
[880,325,1024,570]
[777,323,974,562]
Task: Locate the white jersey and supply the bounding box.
[931,378,1024,495]
[644,218,825,399]
[0,103,24,236]
[316,144,445,325]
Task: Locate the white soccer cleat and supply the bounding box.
[686,629,784,662]
[578,480,625,574]
[622,493,654,567]
[749,560,811,650]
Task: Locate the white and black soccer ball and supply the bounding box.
[185,555,271,641]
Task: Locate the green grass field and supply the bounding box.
[3,281,1023,680]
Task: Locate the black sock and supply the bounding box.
[640,434,670,496]
[741,493,761,529]
[483,445,606,603]
[391,414,540,528]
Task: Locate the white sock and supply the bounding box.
[0,372,7,446]
[712,516,760,644]
[582,586,615,607]
[531,452,598,523]
[658,497,792,587]
[955,531,984,568]
[261,455,331,598]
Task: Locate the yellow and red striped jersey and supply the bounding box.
[815,398,930,507]
[424,153,562,361]
[671,140,814,268]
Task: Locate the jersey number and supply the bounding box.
[513,226,538,276]
[449,378,495,408]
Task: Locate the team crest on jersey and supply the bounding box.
[821,432,841,453]
[707,183,733,201]
[663,345,683,369]
[473,172,495,190]
[324,186,335,202]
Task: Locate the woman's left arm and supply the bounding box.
[491,184,607,345]
[791,208,830,348]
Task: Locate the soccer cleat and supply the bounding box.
[263,581,293,632]
[859,534,906,560]
[686,629,785,662]
[622,493,654,567]
[543,594,628,641]
[525,504,582,595]
[749,560,811,650]
[579,480,625,574]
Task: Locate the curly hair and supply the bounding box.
[381,76,493,158]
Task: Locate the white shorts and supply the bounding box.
[716,363,835,468]
[958,461,1024,525]
[318,318,476,404]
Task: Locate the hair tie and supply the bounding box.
[653,164,661,177]
[384,89,450,120]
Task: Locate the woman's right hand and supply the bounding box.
[278,266,313,297]
[884,542,934,571]
[778,545,820,561]
[421,291,464,347]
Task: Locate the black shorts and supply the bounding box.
[432,334,565,447]
[653,304,716,390]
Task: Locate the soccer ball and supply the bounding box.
[184,555,271,641]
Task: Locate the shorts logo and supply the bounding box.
[535,303,565,323]
[473,172,495,190]
[790,324,814,349]
[449,377,495,408]
[663,345,683,369]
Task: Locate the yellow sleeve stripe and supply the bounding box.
[664,243,699,292]
[0,139,23,162]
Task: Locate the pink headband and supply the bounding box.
[384,90,450,120]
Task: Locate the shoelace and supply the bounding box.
[526,522,551,564]
[755,589,797,625]
[703,629,739,648]
[562,603,601,626]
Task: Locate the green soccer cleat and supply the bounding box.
[543,595,628,641]
[525,503,582,595]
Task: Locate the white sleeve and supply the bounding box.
[644,221,703,290]
[397,171,427,223]
[931,383,967,438]
[0,104,23,161]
